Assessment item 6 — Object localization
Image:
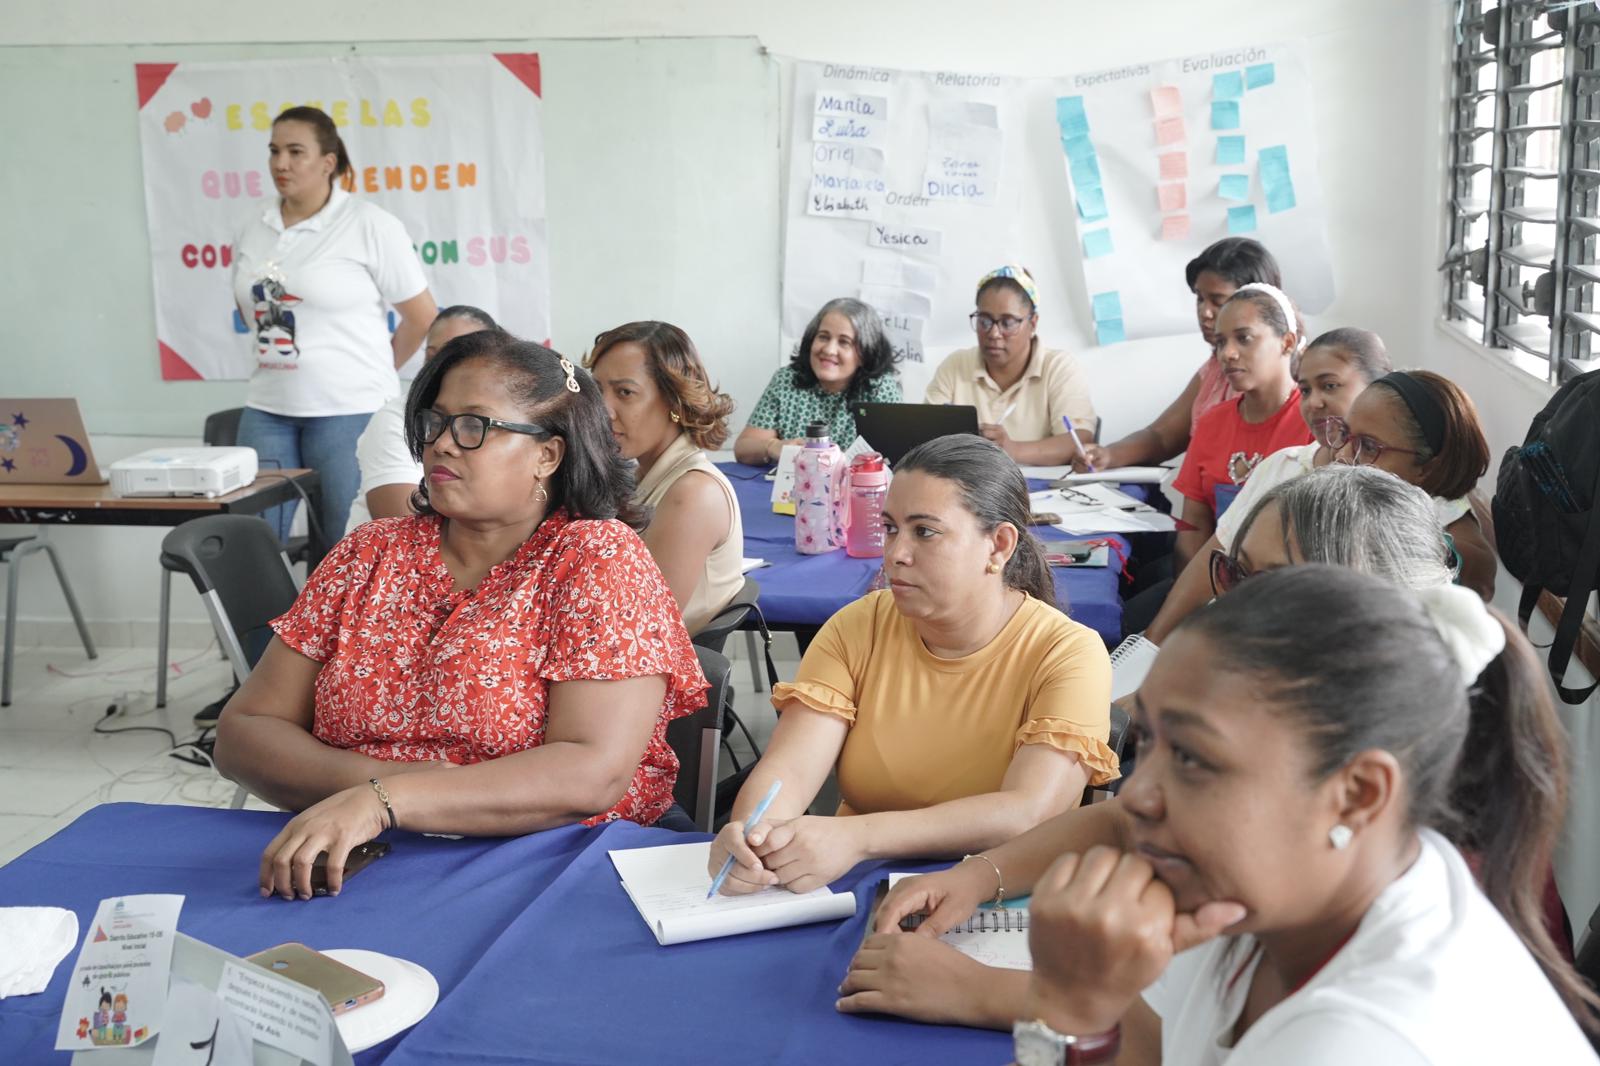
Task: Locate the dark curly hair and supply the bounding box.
[403,331,645,529]
[788,297,898,399]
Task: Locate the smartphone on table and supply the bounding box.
[244,942,385,1015]
[308,841,390,897]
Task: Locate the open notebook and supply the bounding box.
[1110,633,1161,700]
[883,873,1031,971]
[609,842,857,946]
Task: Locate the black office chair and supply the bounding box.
[665,646,734,832]
[2,536,97,707]
[160,515,300,807]
[691,578,777,772]
[156,407,310,707]
[1096,703,1136,798]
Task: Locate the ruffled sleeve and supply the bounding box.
[769,596,876,725]
[539,519,707,725]
[1012,623,1120,787]
[270,518,393,663]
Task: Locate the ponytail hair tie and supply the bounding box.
[1235,282,1304,353]
[1415,583,1505,685]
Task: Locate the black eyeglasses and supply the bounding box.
[412,409,553,451]
[969,312,1033,336]
[1209,549,1255,597]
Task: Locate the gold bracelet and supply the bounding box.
[369,777,397,831]
[962,853,1004,906]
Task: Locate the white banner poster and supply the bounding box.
[135,53,548,381]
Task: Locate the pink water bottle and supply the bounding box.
[794,422,844,554]
[844,452,889,558]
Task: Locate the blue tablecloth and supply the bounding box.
[0,804,1008,1064]
[723,462,1131,643]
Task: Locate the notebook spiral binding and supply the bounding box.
[903,908,1029,933]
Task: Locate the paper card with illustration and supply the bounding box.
[56,894,184,1051]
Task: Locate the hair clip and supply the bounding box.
[558,356,581,394]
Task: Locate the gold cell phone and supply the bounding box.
[245,942,385,1015]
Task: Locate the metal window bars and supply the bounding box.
[1442,1,1600,384]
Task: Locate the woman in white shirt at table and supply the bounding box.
[232,105,438,548]
[1011,567,1598,1064]
[345,305,499,532]
[587,320,744,635]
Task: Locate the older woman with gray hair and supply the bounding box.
[733,297,902,464]
[849,463,1465,1032]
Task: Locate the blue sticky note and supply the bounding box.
[1077,186,1108,222]
[1246,62,1276,90]
[1219,174,1250,202]
[1212,71,1243,100]
[1227,204,1258,234]
[1083,228,1114,259]
[1091,291,1123,323]
[1061,133,1097,165]
[1211,100,1241,131]
[1069,151,1102,191]
[1096,318,1126,346]
[1259,144,1296,213]
[1056,95,1089,138]
[1216,135,1245,166]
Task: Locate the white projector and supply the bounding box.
[109,447,259,498]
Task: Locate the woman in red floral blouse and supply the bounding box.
[215,330,708,901]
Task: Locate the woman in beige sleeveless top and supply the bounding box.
[588,321,744,635]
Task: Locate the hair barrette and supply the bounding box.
[558,356,581,394]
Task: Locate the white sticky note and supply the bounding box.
[813,90,888,148]
[861,259,939,293]
[927,99,1000,129]
[923,122,1003,206]
[859,284,934,321]
[881,313,928,365]
[218,960,334,1066]
[867,222,944,256]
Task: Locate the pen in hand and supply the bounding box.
[1062,414,1097,472]
[707,779,784,898]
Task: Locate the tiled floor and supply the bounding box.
[0,633,798,868]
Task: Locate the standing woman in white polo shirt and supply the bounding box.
[232,106,436,550]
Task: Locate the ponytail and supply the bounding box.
[896,434,1059,607]
[273,106,352,188]
[1451,618,1598,1025]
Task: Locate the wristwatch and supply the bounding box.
[1012,1019,1122,1066]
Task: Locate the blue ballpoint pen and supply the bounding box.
[1062,414,1097,472]
[707,779,783,898]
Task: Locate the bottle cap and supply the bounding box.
[804,421,829,439]
[850,452,886,473]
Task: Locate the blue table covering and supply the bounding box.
[0,804,1009,1065]
[723,461,1132,642]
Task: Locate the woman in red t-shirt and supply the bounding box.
[1171,284,1312,574]
[215,330,709,901]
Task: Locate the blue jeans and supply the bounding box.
[237,407,372,554]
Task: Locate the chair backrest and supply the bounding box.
[666,645,730,832]
[202,407,245,447]
[160,515,298,684]
[1097,703,1135,797]
[1578,900,1600,994]
[692,577,761,653]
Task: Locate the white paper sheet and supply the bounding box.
[151,979,253,1066]
[1110,633,1162,700]
[56,894,184,1051]
[1030,484,1152,515]
[884,873,1031,970]
[218,960,332,1066]
[1053,510,1177,535]
[1053,466,1173,485]
[610,843,858,946]
[740,558,769,573]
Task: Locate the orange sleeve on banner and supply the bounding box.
[493,54,542,97]
[136,63,179,109]
[159,341,204,381]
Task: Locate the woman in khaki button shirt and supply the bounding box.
[925,265,1097,465]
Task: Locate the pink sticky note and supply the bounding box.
[1158,151,1189,181]
[1161,214,1192,241]
[1155,116,1186,146]
[1158,183,1187,212]
[1151,85,1182,119]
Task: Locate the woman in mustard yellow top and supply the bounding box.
[708,434,1116,895]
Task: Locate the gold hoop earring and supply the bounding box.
[536,483,549,503]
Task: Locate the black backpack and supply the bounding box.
[1492,367,1600,703]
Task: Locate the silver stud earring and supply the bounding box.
[1328,824,1353,850]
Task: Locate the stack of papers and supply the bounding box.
[1029,486,1178,536]
[609,843,857,945]
[886,874,1031,970]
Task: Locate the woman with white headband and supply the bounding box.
[863,564,1597,1061]
[1167,283,1311,577]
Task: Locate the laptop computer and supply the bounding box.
[0,398,107,485]
[851,403,981,467]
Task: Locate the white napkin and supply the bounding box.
[0,906,79,998]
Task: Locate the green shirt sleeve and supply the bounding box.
[746,368,788,432]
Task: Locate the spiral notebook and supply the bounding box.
[1110,633,1161,700]
[882,874,1032,971]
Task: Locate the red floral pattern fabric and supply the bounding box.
[271,511,707,826]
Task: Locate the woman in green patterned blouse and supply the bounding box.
[733,297,903,464]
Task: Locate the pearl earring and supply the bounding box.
[1328,824,1353,850]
